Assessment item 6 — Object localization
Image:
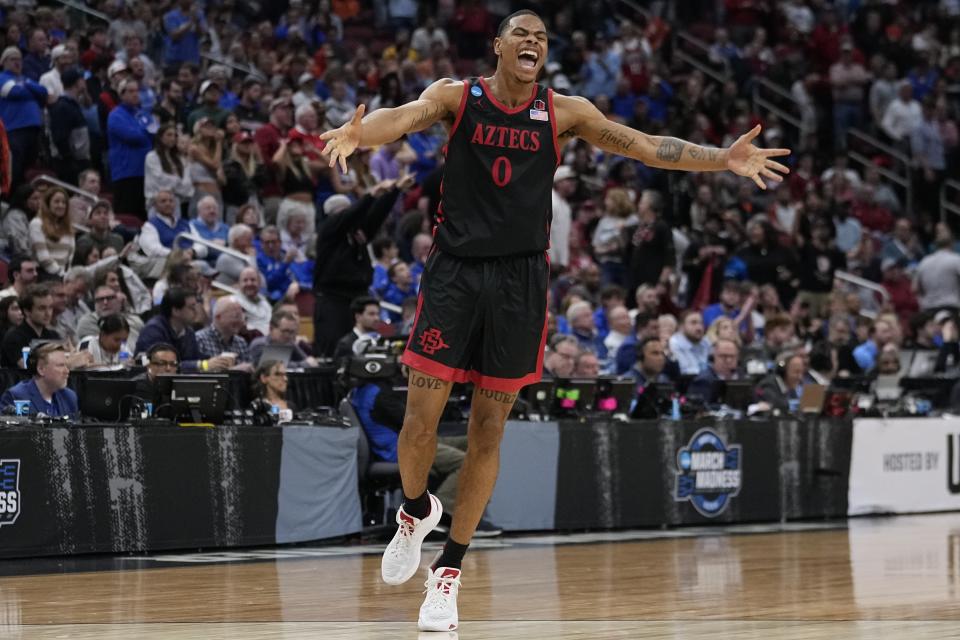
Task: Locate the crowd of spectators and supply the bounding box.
[0,1,959,421]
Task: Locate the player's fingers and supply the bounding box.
[765,160,790,174]
[351,104,366,125]
[320,140,335,157]
[338,150,348,174]
[761,168,783,182]
[319,128,339,141]
[752,173,766,190]
[327,147,340,168]
[745,124,762,142]
[763,148,791,158]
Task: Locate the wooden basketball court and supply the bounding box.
[2,513,959,639]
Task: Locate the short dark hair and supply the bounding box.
[160,78,182,94]
[387,262,407,280]
[160,287,192,319]
[809,341,833,373]
[19,283,51,312]
[147,343,178,361]
[8,255,35,281]
[372,236,397,259]
[98,314,130,335]
[634,310,658,332]
[637,336,661,361]
[600,284,626,303]
[351,296,380,316]
[497,9,542,37]
[270,310,297,328]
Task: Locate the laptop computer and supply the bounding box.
[874,374,901,402]
[907,350,938,377]
[258,344,294,367]
[799,383,827,414]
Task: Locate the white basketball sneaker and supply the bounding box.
[381,493,443,585]
[418,565,462,632]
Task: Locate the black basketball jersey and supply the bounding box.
[435,77,560,258]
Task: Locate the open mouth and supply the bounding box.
[518,50,539,70]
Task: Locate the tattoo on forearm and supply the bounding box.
[655,138,686,163]
[687,145,721,163]
[410,372,445,390]
[559,127,578,141]
[478,388,518,405]
[597,127,636,154]
[409,103,446,130]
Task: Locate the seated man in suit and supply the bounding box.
[334,296,382,359]
[755,352,807,414]
[0,342,78,418]
[133,343,180,407]
[629,337,672,419]
[687,338,741,405]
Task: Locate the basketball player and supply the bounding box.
[321,10,790,632]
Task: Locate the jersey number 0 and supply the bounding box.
[491,156,513,188]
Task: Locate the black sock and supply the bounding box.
[434,537,470,570]
[402,490,431,520]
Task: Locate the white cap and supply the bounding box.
[108,59,128,77]
[554,165,577,183]
[51,44,68,62]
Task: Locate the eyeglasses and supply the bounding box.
[150,359,179,368]
[95,294,117,303]
[270,372,288,379]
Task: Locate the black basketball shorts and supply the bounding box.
[401,249,549,393]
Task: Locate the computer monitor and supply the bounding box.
[721,380,755,411]
[80,377,139,422]
[156,374,229,423]
[553,378,597,416]
[522,379,556,419]
[595,377,635,417]
[258,344,294,367]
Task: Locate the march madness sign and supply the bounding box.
[0,459,21,527]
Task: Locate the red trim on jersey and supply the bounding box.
[404,291,427,353]
[448,81,470,140]
[479,77,538,115]
[400,254,550,394]
[547,89,561,167]
[401,350,544,393]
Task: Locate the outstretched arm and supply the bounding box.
[321,78,463,172]
[554,94,790,189]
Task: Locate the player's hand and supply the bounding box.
[726,125,790,190]
[396,168,416,192]
[320,104,365,174]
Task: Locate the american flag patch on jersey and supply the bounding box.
[529,109,549,121]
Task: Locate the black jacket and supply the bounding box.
[313,189,399,298]
[1,323,61,368]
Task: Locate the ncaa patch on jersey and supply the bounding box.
[529,109,549,122]
[471,85,482,97]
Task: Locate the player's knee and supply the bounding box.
[401,411,439,443]
[468,414,506,452]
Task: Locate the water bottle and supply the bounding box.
[21,346,29,369]
[118,342,131,367]
[671,395,681,421]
